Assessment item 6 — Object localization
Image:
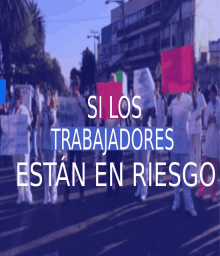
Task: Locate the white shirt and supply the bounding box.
[188,91,206,135]
[75,93,89,113]
[157,96,167,127]
[168,93,193,154]
[35,93,44,115]
[105,98,128,127]
[203,98,220,159]
[90,94,97,119]
[105,119,120,127]
[11,104,31,153]
[41,107,57,150]
[12,104,31,125]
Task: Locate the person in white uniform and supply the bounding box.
[216,99,220,169]
[134,99,156,201]
[63,75,89,205]
[12,88,33,205]
[128,88,135,127]
[197,84,220,203]
[105,73,123,198]
[151,80,167,183]
[134,109,154,201]
[133,71,157,201]
[188,78,206,183]
[93,91,105,166]
[168,92,198,216]
[41,91,57,205]
[35,85,44,154]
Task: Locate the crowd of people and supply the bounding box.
[0,73,219,218]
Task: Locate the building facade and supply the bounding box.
[99,0,219,87]
[209,39,220,67]
[99,24,112,81]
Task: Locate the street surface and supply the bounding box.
[0,145,219,256]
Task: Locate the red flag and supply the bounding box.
[97,82,122,120]
[161,44,194,94]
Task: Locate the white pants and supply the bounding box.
[171,153,195,211]
[189,134,201,180]
[134,150,150,197]
[37,126,42,154]
[150,150,163,181]
[42,150,57,203]
[95,150,106,162]
[94,120,106,163]
[13,154,32,203]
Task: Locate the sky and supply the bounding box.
[37,0,119,86]
[37,0,220,86]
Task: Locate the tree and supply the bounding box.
[50,58,66,94]
[13,43,39,84]
[0,0,67,97]
[11,0,46,84]
[70,67,81,81]
[27,0,45,52]
[0,0,28,97]
[80,47,96,94]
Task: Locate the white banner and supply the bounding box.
[15,84,32,112]
[58,97,85,127]
[122,72,128,97]
[133,67,156,110]
[0,115,29,155]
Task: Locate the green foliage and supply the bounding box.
[0,0,67,96]
[80,47,97,94]
[0,0,29,95]
[70,67,81,81]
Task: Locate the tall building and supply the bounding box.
[209,39,220,67]
[99,0,219,87]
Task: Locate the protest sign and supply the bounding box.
[0,79,6,104]
[116,71,128,96]
[161,44,194,94]
[133,68,156,110]
[97,82,122,120]
[58,97,85,127]
[155,63,161,79]
[15,84,32,112]
[0,115,29,155]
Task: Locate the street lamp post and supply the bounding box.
[87,31,101,90]
[87,35,96,59]
[87,31,100,61]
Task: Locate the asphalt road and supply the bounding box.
[0,149,219,256]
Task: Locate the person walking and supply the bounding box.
[168,91,198,217]
[133,70,156,201]
[154,81,167,183]
[134,105,156,201]
[62,75,89,205]
[128,88,135,127]
[30,88,39,162]
[203,81,212,104]
[188,78,206,183]
[35,85,44,155]
[105,73,123,198]
[93,92,105,166]
[41,91,57,205]
[0,101,9,167]
[196,84,220,203]
[11,88,33,205]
